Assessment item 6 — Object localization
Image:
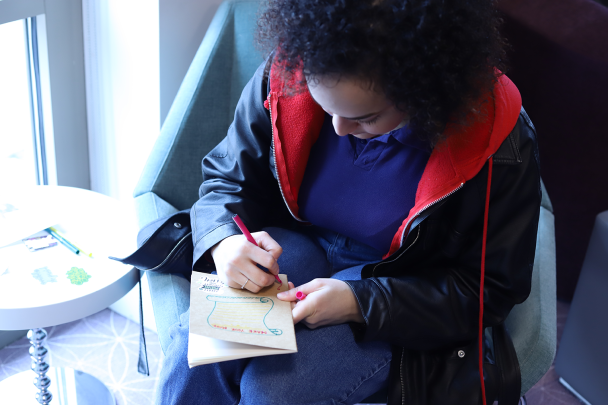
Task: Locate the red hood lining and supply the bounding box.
[267,63,522,256]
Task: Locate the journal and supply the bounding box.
[188,272,297,367]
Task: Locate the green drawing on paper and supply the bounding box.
[206,296,282,336]
[32,267,57,285]
[67,267,91,285]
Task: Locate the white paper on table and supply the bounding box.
[0,190,64,248]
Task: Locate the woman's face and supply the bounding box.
[307,75,408,139]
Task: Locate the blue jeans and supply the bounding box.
[155,226,392,405]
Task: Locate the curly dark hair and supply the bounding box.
[256,0,508,140]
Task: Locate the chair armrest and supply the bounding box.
[506,205,557,395]
[134,192,179,229]
[146,271,191,355]
[134,192,191,354]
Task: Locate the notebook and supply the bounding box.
[188,271,297,367]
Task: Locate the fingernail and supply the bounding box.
[277,292,286,298]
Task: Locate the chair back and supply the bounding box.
[134,0,264,210]
[505,182,557,394]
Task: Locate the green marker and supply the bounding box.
[47,226,93,258]
[45,227,79,255]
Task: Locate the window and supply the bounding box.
[0,20,38,189]
[0,0,89,190]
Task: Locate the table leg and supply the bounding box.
[28,328,52,404]
[0,329,115,404]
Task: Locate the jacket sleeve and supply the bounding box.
[191,60,286,268]
[346,112,542,350]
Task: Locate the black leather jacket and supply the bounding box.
[191,61,541,404]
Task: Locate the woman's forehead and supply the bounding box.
[306,75,390,117]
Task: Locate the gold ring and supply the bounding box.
[241,279,249,290]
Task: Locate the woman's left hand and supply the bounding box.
[277,279,364,328]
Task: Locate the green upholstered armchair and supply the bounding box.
[133,0,265,358]
[133,0,557,400]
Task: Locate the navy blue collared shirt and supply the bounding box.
[298,114,432,253]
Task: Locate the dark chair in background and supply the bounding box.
[498,0,608,301]
[554,211,608,404]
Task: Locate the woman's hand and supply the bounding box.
[210,231,282,292]
[277,279,365,328]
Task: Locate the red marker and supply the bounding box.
[232,214,282,285]
[296,291,307,300]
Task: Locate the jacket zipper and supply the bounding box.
[146,232,192,271]
[372,226,421,277]
[372,182,463,277]
[268,94,306,222]
[398,183,464,244]
[385,182,474,402]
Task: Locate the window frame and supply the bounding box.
[0,0,89,189]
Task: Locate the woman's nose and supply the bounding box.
[332,115,357,136]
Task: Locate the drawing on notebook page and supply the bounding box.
[188,272,297,366]
[206,296,283,336]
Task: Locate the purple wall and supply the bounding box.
[498,0,608,300]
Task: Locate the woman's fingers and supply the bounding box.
[228,233,281,276]
[232,275,254,291]
[277,283,308,302]
[223,271,259,292]
[211,233,284,291]
[279,279,365,326]
[253,231,283,261]
[223,261,272,292]
[278,281,317,323]
[292,299,314,324]
[249,232,282,275]
[285,282,297,310]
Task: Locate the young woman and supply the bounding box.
[155,0,541,404]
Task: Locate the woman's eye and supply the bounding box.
[358,116,379,125]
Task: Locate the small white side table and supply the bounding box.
[0,186,140,404]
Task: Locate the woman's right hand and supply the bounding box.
[210,231,282,292]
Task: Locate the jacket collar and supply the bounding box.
[267,62,522,257]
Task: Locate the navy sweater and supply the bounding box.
[298,114,432,253]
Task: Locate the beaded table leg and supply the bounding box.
[0,329,116,404]
[28,328,53,404]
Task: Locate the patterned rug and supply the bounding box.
[0,309,162,405]
[0,301,582,405]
